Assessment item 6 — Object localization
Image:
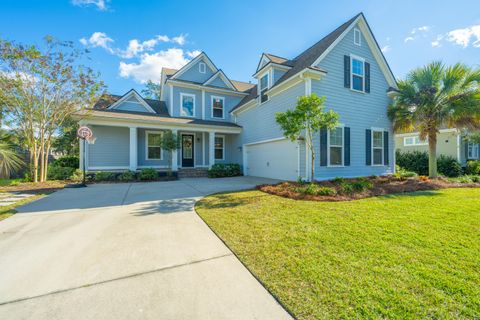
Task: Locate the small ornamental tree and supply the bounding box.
[160,131,180,176]
[276,94,339,180]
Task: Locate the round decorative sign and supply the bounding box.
[77,126,93,140]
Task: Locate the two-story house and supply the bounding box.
[77,13,398,181]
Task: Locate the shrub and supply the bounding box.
[304,183,318,195]
[466,160,480,175]
[419,175,429,182]
[297,176,307,185]
[94,171,116,181]
[437,155,462,177]
[331,177,346,184]
[119,170,136,182]
[317,186,336,196]
[139,168,158,181]
[47,165,75,180]
[352,179,374,192]
[52,155,79,169]
[70,169,84,182]
[396,150,429,176]
[339,182,354,194]
[208,164,241,178]
[394,165,418,179]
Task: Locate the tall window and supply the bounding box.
[214,136,224,160]
[372,130,384,165]
[351,57,364,92]
[211,96,224,118]
[329,127,343,166]
[181,93,195,117]
[259,73,269,103]
[146,131,162,160]
[468,143,479,159]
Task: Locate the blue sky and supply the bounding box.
[2,0,479,94]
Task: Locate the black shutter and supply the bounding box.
[366,129,372,166]
[365,62,371,93]
[383,131,389,165]
[344,127,350,166]
[320,129,328,166]
[465,140,470,160]
[344,55,350,88]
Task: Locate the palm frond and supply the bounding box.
[0,142,24,178]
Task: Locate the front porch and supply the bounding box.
[79,122,242,173]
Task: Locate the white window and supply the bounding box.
[211,96,225,119]
[404,136,428,146]
[372,130,384,165]
[259,73,269,103]
[199,62,206,74]
[146,131,162,160]
[351,56,365,92]
[468,143,479,159]
[214,136,225,160]
[328,127,344,166]
[180,93,195,117]
[354,28,361,46]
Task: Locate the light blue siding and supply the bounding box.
[176,60,215,83]
[208,76,230,89]
[204,92,242,122]
[114,101,151,113]
[172,86,202,118]
[137,129,170,167]
[311,23,394,179]
[88,125,129,168]
[163,84,171,116]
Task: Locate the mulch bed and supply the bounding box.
[257,176,480,202]
[0,181,66,195]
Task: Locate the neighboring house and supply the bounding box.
[395,129,480,165]
[76,13,398,181]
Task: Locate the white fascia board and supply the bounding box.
[203,70,237,91]
[108,90,156,114]
[166,79,247,96]
[171,52,218,79]
[253,62,292,78]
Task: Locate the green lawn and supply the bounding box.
[196,188,480,319]
[0,194,45,220]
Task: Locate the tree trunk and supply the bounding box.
[428,131,438,178]
[43,144,51,181]
[39,145,45,182]
[310,147,315,182]
[31,148,38,183]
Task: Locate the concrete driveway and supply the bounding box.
[0,177,291,320]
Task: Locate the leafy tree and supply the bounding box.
[388,61,480,177]
[276,94,339,180]
[141,80,161,100]
[0,36,105,182]
[160,131,180,176]
[52,117,79,155]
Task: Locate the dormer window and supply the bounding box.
[199,62,206,74]
[259,73,269,103]
[354,28,361,46]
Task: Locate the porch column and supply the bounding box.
[172,129,178,171]
[208,131,215,169]
[129,127,137,171]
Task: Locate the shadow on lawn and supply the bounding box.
[379,190,442,200]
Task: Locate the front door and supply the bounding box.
[182,134,194,167]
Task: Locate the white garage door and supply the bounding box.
[245,139,299,181]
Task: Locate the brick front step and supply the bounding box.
[178,168,209,178]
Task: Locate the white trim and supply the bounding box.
[354,28,361,46]
[253,62,292,78]
[258,70,271,104]
[171,52,217,80]
[180,93,196,118]
[129,127,138,171]
[208,131,215,169]
[350,54,365,93]
[327,127,345,167]
[109,90,156,114]
[214,134,225,161]
[243,137,287,146]
[297,140,301,179]
[305,77,312,95]
[203,70,237,91]
[310,15,397,89]
[137,165,169,169]
[145,130,163,160]
[394,128,459,138]
[371,128,385,166]
[403,136,428,147]
[166,79,247,96]
[456,134,461,162]
[256,54,271,72]
[169,85,173,116]
[211,95,225,119]
[199,62,206,74]
[201,90,205,120]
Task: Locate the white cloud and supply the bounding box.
[447,25,480,48]
[187,50,201,58]
[404,36,414,43]
[157,35,170,42]
[71,0,109,11]
[119,48,191,83]
[172,34,187,45]
[80,32,115,53]
[381,45,391,53]
[411,26,430,34]
[431,35,443,48]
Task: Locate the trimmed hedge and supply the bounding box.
[139,168,158,181]
[208,164,242,178]
[396,150,462,177]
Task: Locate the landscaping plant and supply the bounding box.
[139,168,157,181]
[208,164,241,178]
[465,160,480,175]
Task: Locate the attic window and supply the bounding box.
[354,28,361,46]
[199,62,206,74]
[259,73,269,103]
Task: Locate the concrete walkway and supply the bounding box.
[0,177,291,320]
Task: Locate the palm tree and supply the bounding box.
[0,142,23,178]
[388,61,480,177]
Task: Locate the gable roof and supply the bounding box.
[232,12,397,113]
[93,90,169,117]
[170,52,218,80]
[203,69,237,91]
